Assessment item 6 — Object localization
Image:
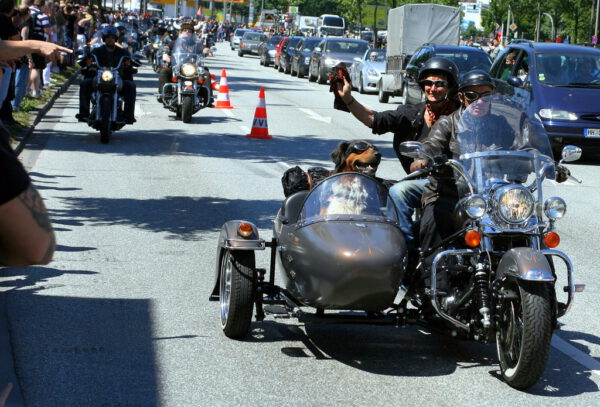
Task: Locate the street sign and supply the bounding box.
[509,23,518,31]
[288,6,299,14]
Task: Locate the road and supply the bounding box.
[1,41,599,406]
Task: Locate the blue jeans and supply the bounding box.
[12,65,30,111]
[388,178,428,249]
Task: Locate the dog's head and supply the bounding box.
[330,140,381,176]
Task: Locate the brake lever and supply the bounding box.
[567,175,582,184]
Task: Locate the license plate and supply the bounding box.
[585,128,600,137]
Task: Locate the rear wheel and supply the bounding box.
[219,250,256,339]
[317,65,327,84]
[99,94,112,144]
[182,95,193,123]
[378,81,389,103]
[399,82,409,105]
[496,280,553,390]
[308,64,316,82]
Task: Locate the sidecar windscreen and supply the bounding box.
[298,173,399,224]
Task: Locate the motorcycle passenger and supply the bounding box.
[157,20,213,107]
[77,25,137,124]
[418,70,570,280]
[336,57,460,249]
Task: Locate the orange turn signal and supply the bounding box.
[465,230,481,247]
[171,77,177,83]
[197,78,205,84]
[544,232,560,248]
[238,222,253,238]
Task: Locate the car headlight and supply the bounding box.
[268,49,276,56]
[323,57,338,66]
[367,68,379,77]
[101,70,113,82]
[304,57,310,64]
[538,109,578,120]
[181,63,197,77]
[493,185,535,224]
[544,197,567,220]
[463,195,487,219]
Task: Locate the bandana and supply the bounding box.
[424,98,459,127]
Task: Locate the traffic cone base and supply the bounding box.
[246,88,272,139]
[214,68,234,109]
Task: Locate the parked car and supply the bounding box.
[258,35,282,66]
[230,28,251,50]
[273,37,287,70]
[349,48,386,94]
[238,31,268,57]
[308,38,370,84]
[277,36,304,74]
[489,41,600,154]
[402,44,492,105]
[290,37,321,78]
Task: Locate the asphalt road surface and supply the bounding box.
[2,41,599,406]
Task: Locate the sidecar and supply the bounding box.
[210,172,408,338]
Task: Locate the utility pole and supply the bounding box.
[596,0,599,42]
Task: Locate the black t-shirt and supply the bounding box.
[65,13,77,38]
[0,15,18,40]
[0,126,31,205]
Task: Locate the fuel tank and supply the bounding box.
[276,220,407,311]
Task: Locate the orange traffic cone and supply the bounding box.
[246,88,271,139]
[214,68,233,109]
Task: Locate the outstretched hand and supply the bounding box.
[37,41,72,58]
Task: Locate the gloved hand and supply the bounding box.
[329,63,352,112]
[556,164,570,183]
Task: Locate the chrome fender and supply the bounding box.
[209,220,265,301]
[496,248,555,282]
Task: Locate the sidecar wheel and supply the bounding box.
[496,280,552,390]
[219,250,256,339]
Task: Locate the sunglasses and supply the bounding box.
[348,141,377,155]
[463,90,493,102]
[420,80,448,88]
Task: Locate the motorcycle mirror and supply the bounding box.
[560,145,582,163]
[398,141,432,160]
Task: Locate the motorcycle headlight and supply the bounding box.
[181,63,197,77]
[544,197,567,220]
[493,185,535,224]
[463,195,487,219]
[101,70,114,82]
[152,43,159,49]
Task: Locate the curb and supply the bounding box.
[12,68,81,156]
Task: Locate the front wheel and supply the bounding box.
[496,280,553,390]
[182,95,193,123]
[99,94,112,144]
[317,65,327,84]
[219,250,256,339]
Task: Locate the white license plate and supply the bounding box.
[585,128,600,138]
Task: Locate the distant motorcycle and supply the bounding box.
[160,35,212,123]
[85,54,140,143]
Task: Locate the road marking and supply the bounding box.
[552,335,600,376]
[222,109,235,118]
[240,125,250,134]
[298,108,332,124]
[270,156,291,170]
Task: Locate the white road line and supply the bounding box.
[552,335,600,376]
[270,157,291,170]
[240,125,251,134]
[298,108,332,124]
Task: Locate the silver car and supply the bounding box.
[349,49,386,94]
[230,28,251,50]
[308,38,370,84]
[238,31,268,57]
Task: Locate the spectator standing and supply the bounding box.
[28,0,52,98]
[0,0,19,126]
[12,5,32,112]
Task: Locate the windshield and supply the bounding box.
[242,32,263,41]
[366,49,386,62]
[323,16,344,27]
[302,39,320,52]
[535,51,600,86]
[436,50,492,72]
[298,173,398,224]
[325,40,368,55]
[172,35,203,67]
[454,95,554,196]
[268,36,282,46]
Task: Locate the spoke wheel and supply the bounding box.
[496,280,553,390]
[219,250,256,339]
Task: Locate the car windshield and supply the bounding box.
[325,41,368,55]
[366,49,386,62]
[234,29,248,37]
[242,32,263,41]
[454,94,554,197]
[323,16,344,27]
[298,173,399,224]
[268,36,281,45]
[436,50,492,72]
[535,51,600,87]
[288,38,302,48]
[302,39,320,52]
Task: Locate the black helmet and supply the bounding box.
[418,57,460,90]
[101,25,118,41]
[458,69,495,92]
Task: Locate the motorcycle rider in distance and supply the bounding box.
[418,70,571,283]
[157,19,214,107]
[336,57,460,249]
[77,25,137,124]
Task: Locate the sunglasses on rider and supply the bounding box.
[462,90,493,102]
[347,141,377,155]
[419,80,448,88]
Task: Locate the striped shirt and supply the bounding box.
[29,6,50,40]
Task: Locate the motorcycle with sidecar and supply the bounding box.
[210,95,584,390]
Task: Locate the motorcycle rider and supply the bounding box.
[157,19,213,107]
[336,57,460,249]
[418,70,571,280]
[77,25,137,124]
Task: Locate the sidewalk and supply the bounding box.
[2,68,80,407]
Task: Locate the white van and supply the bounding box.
[317,14,345,37]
